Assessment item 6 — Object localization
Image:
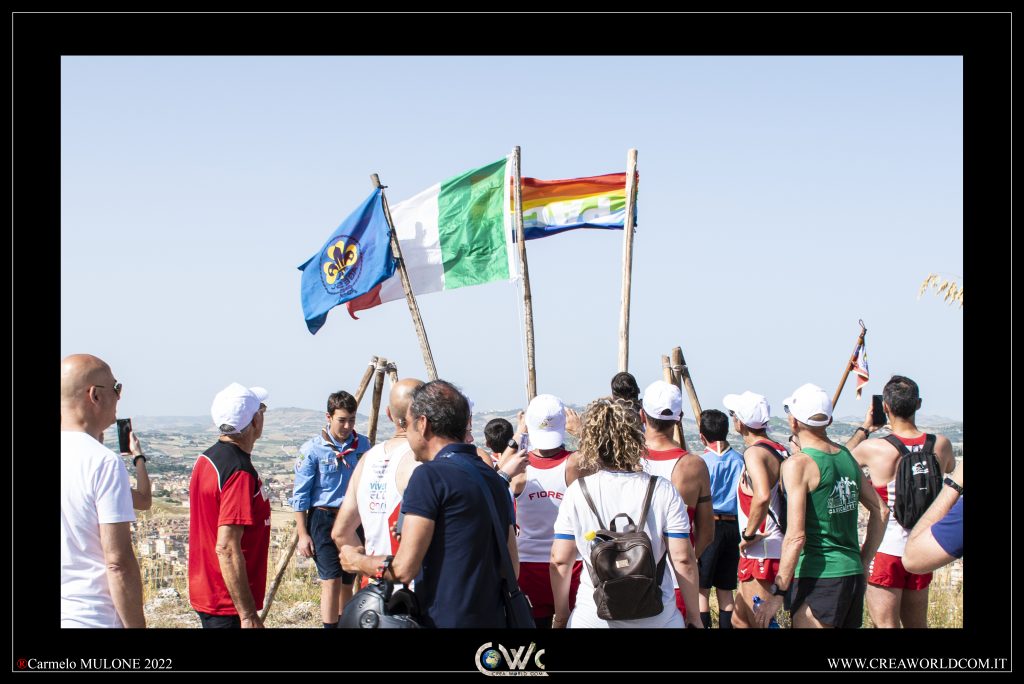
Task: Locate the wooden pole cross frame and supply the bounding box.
[354,356,378,406]
[367,356,388,446]
[618,149,639,372]
[673,346,703,432]
[832,319,868,410]
[670,347,690,451]
[512,146,537,401]
[371,174,439,381]
[259,519,298,622]
[660,354,684,446]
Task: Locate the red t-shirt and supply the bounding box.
[188,441,271,615]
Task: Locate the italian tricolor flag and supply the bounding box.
[347,157,515,318]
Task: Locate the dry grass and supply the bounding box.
[919,273,964,308]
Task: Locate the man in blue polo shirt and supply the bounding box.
[291,390,370,628]
[340,379,515,628]
[697,408,746,628]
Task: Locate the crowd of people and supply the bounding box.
[60,353,963,629]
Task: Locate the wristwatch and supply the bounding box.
[769,582,787,597]
[507,438,518,451]
[133,454,147,467]
[375,554,395,581]
[741,529,758,542]
[943,476,963,495]
[497,469,513,484]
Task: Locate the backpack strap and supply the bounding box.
[923,434,937,453]
[636,474,659,532]
[635,475,671,585]
[883,434,910,456]
[578,476,607,530]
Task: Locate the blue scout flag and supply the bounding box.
[298,188,397,334]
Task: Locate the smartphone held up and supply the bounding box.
[871,395,886,428]
[116,418,133,454]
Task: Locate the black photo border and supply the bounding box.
[19,8,1006,676]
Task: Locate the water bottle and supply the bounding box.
[583,530,613,551]
[752,595,780,628]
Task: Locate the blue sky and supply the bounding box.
[60,56,963,420]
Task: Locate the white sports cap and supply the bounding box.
[723,391,771,429]
[782,383,832,427]
[211,382,269,434]
[525,394,566,450]
[642,380,682,422]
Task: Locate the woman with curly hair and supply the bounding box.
[549,397,703,628]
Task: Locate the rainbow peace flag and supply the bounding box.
[519,172,635,240]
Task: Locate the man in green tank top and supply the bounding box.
[758,383,888,628]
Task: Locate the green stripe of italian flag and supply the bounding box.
[346,157,515,318]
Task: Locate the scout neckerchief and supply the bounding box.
[324,430,360,468]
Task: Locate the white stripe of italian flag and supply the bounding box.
[346,156,516,318]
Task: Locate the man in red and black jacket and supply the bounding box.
[188,383,272,629]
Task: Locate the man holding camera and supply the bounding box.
[850,375,955,628]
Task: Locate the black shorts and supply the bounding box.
[308,508,364,583]
[196,611,240,629]
[785,574,866,628]
[698,519,740,590]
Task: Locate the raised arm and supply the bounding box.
[126,432,151,511]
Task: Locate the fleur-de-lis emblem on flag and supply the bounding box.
[323,239,359,285]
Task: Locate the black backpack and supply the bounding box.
[578,475,667,621]
[743,440,789,534]
[885,434,943,529]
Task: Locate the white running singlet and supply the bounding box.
[356,439,412,558]
[516,450,572,562]
[736,440,787,560]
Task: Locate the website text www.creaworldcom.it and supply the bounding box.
[827,657,1008,671]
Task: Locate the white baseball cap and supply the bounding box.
[723,391,771,429]
[782,383,832,427]
[211,383,269,434]
[642,381,682,422]
[525,394,566,450]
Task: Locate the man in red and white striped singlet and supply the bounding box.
[849,376,955,628]
[724,390,788,629]
[640,380,714,621]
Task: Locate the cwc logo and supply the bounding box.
[475,642,547,676]
[320,235,363,296]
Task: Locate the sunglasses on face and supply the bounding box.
[95,382,123,398]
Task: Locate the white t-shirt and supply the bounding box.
[553,470,689,628]
[61,431,137,628]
